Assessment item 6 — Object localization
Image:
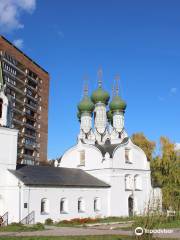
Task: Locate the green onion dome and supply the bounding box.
[109,95,127,112]
[77,96,95,113]
[107,110,113,123]
[91,87,110,105]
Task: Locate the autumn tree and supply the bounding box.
[131,132,156,161]
[151,137,180,211]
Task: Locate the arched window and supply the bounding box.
[41,198,49,214]
[0,99,3,118]
[78,197,85,213]
[60,198,68,213]
[134,175,142,190]
[94,197,101,212]
[125,174,132,190]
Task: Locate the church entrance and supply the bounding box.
[128,196,133,217]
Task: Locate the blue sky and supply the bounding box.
[0,0,179,158]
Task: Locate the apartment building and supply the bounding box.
[0,36,49,165]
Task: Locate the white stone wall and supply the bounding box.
[0,127,19,221]
[60,139,158,217]
[0,127,18,170]
[21,186,109,223]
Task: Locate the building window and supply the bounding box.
[4,75,16,86]
[24,203,28,208]
[28,70,37,80]
[60,198,68,213]
[4,53,17,65]
[94,197,101,212]
[25,127,36,137]
[5,88,15,98]
[41,198,49,214]
[125,174,132,190]
[79,150,85,166]
[125,148,132,163]
[26,118,35,126]
[25,108,35,117]
[27,98,37,108]
[24,148,34,156]
[78,197,85,213]
[28,79,37,89]
[0,99,3,118]
[134,175,142,190]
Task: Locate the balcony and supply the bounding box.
[12,107,24,115]
[27,71,38,84]
[24,132,36,139]
[24,109,37,120]
[25,103,38,112]
[26,78,38,90]
[22,159,35,165]
[15,98,24,105]
[13,118,23,126]
[3,57,26,75]
[24,123,36,130]
[3,69,25,85]
[23,154,35,160]
[17,152,23,158]
[6,81,25,95]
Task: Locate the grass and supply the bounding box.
[133,215,180,229]
[0,222,44,232]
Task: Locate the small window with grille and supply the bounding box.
[125,148,132,163]
[79,150,85,166]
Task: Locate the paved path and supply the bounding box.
[0,227,133,237]
[0,226,179,239]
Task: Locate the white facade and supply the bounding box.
[60,138,160,217]
[0,127,19,222]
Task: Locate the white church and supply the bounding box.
[0,71,161,224]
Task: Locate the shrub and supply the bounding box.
[10,222,23,226]
[45,218,53,225]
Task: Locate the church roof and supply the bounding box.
[9,165,110,188]
[95,137,129,158]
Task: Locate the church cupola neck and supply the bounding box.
[91,68,110,105]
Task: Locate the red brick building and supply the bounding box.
[0,36,49,165]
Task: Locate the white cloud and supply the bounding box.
[13,38,24,49]
[170,87,177,95]
[0,0,36,32]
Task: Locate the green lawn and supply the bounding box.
[0,223,44,232]
[133,215,180,229]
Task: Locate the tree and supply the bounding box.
[131,132,156,161]
[151,137,180,211]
